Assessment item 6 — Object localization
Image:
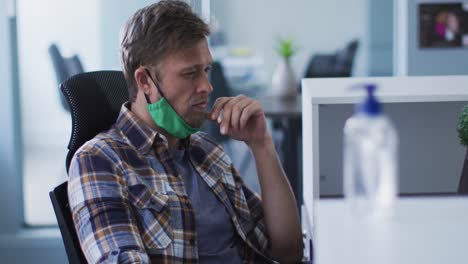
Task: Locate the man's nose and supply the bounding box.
[199,73,213,94]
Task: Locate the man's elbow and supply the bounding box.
[272,240,303,264]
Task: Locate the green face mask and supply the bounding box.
[145,69,200,139]
[147,97,199,138]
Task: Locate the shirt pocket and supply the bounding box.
[128,184,173,250]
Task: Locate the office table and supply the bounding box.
[256,95,302,207]
[310,197,468,264]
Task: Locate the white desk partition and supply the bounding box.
[301,75,468,263]
[301,75,468,225]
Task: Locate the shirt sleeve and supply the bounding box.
[230,164,273,259]
[68,148,149,264]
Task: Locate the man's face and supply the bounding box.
[155,39,213,128]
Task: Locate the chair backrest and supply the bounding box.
[202,61,231,142]
[48,44,85,111]
[209,61,232,101]
[334,39,359,77]
[303,54,338,78]
[61,71,128,172]
[49,181,87,264]
[304,39,359,79]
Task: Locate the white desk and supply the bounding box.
[301,75,468,222]
[312,197,468,264]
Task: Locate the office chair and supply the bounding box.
[303,39,359,79]
[48,43,85,111]
[334,39,359,77]
[49,71,128,263]
[49,181,86,264]
[61,71,128,171]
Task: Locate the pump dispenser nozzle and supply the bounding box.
[354,83,382,116]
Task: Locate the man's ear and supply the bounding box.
[134,66,152,95]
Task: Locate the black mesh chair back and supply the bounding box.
[304,40,359,79]
[61,70,128,172]
[48,44,85,111]
[334,39,359,77]
[300,40,359,93]
[49,181,86,264]
[303,54,338,78]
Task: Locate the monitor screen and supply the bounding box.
[419,2,468,48]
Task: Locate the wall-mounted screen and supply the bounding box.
[419,2,468,48]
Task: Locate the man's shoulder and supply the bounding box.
[73,126,128,161]
[190,131,222,150]
[190,131,225,155]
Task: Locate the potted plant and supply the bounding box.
[272,37,297,97]
[457,105,468,194]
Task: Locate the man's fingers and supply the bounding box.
[209,95,262,135]
[210,97,230,122]
[230,96,251,130]
[240,101,263,129]
[220,96,243,134]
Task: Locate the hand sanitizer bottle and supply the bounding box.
[343,84,398,218]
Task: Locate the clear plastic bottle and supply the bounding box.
[343,84,398,218]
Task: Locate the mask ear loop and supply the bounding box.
[144,68,167,104]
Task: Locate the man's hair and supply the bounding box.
[120,0,210,102]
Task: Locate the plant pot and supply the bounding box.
[271,57,296,97]
[459,149,468,194]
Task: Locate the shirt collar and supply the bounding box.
[115,102,191,154]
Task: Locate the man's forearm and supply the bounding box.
[248,133,303,263]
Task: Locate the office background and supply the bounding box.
[1,0,468,262]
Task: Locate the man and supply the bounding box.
[68,1,302,263]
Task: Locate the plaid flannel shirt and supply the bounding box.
[68,103,274,263]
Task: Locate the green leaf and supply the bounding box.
[277,37,296,58]
[457,105,468,146]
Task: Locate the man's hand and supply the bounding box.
[208,95,303,262]
[207,95,268,148]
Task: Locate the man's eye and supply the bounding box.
[185,71,196,77]
[205,66,212,74]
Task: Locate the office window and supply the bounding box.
[18,0,99,225]
[18,0,168,225]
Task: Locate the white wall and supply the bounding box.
[99,0,158,70]
[17,0,100,148]
[211,0,369,81]
[99,0,197,70]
